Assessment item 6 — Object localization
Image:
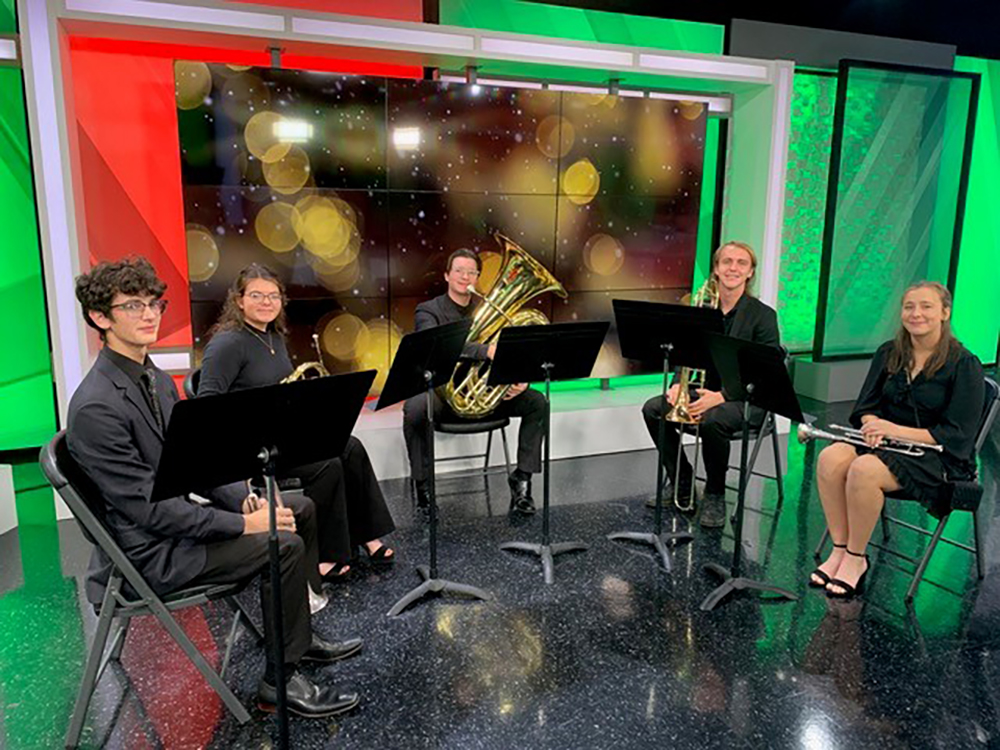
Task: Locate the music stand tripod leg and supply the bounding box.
[500,366,587,583]
[700,389,797,612]
[388,373,492,617]
[607,346,692,571]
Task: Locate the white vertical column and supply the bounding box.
[18,0,88,422]
[722,61,794,306]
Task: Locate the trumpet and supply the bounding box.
[796,423,943,457]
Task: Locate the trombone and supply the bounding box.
[797,423,944,457]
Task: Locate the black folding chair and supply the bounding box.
[814,377,1000,603]
[40,431,262,748]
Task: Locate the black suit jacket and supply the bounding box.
[413,293,489,361]
[705,295,781,395]
[67,349,246,604]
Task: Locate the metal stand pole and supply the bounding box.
[500,364,588,584]
[259,446,288,750]
[388,372,492,616]
[608,344,694,569]
[700,385,798,611]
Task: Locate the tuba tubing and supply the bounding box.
[441,233,567,419]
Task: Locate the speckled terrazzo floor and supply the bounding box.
[2,394,999,749]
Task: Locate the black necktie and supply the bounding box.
[142,368,164,431]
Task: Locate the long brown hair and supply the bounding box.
[886,281,959,378]
[209,263,288,338]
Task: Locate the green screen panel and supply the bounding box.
[777,72,836,354]
[0,66,56,450]
[953,57,1000,366]
[817,63,978,359]
[440,0,723,55]
[0,0,14,34]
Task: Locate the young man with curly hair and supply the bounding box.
[67,257,361,718]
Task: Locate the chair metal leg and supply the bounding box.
[769,417,785,509]
[880,504,890,541]
[231,595,263,644]
[66,576,120,748]
[973,507,985,580]
[814,528,829,560]
[144,597,251,724]
[906,515,949,603]
[500,427,511,476]
[483,429,494,476]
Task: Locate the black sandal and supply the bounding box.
[826,549,869,600]
[321,561,352,583]
[363,543,395,566]
[808,543,845,589]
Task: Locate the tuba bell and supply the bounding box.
[441,233,567,419]
[281,333,331,383]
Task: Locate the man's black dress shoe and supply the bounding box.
[508,474,536,515]
[301,634,362,663]
[258,671,359,718]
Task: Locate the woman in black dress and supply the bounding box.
[198,264,395,580]
[810,281,984,598]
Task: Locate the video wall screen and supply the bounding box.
[176,63,708,389]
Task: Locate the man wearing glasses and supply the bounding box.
[66,257,361,719]
[403,249,547,515]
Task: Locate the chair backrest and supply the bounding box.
[182,368,201,399]
[39,431,161,603]
[975,377,1000,454]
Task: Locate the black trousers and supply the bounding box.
[403,388,547,483]
[188,493,318,670]
[641,396,765,495]
[288,436,396,566]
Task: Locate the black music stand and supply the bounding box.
[153,370,377,750]
[376,319,494,617]
[606,300,723,571]
[699,333,803,611]
[488,321,609,584]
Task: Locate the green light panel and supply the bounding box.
[440,0,723,55]
[0,0,14,33]
[777,72,836,354]
[0,66,56,450]
[953,57,1000,366]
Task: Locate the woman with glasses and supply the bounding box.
[198,264,395,582]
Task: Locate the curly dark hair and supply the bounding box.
[209,263,288,338]
[75,257,166,340]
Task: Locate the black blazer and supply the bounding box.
[702,295,780,394]
[414,293,489,361]
[67,349,246,604]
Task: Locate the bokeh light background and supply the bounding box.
[177,64,707,388]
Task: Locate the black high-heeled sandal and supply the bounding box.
[808,543,845,589]
[321,561,352,583]
[826,549,869,600]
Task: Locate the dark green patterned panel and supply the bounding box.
[778,72,836,353]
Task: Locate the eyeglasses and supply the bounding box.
[110,299,169,317]
[451,268,480,278]
[245,292,283,303]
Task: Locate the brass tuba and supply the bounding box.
[666,274,721,424]
[441,233,567,418]
[282,333,331,383]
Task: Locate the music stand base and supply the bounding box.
[607,530,694,572]
[386,565,492,617]
[499,541,588,585]
[699,562,798,612]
